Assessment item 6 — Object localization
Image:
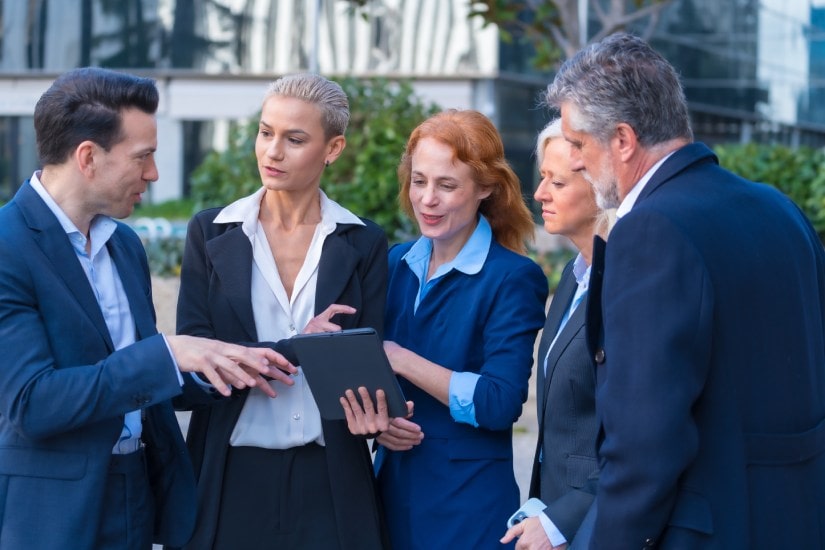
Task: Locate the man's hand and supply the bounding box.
[302,304,356,334]
[500,517,567,550]
[167,334,296,397]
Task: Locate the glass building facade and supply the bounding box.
[2,0,825,202]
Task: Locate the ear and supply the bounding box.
[613,123,638,163]
[324,135,346,165]
[74,140,98,178]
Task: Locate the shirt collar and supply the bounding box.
[403,214,492,280]
[29,171,117,257]
[213,188,365,238]
[616,151,676,218]
[572,252,591,288]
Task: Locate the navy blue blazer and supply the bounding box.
[173,206,390,550]
[529,259,599,541]
[588,143,825,549]
[0,182,196,549]
[376,239,548,549]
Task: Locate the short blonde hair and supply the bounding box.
[265,73,349,139]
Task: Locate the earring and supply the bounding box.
[324,160,330,167]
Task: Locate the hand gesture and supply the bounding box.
[167,334,296,397]
[302,304,356,334]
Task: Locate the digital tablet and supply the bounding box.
[289,327,408,420]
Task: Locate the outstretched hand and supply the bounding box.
[167,334,296,397]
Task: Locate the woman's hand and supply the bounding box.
[375,401,422,451]
[302,304,356,334]
[340,387,390,435]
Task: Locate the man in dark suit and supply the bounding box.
[545,33,825,549]
[0,67,292,550]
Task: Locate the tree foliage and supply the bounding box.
[189,77,439,242]
[467,0,672,69]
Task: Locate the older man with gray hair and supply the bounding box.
[541,32,825,549]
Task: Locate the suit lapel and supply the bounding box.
[315,228,358,315]
[536,266,576,413]
[16,183,114,351]
[542,301,586,397]
[587,236,606,362]
[206,225,258,340]
[107,230,156,340]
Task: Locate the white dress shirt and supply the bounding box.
[615,151,676,218]
[222,188,365,450]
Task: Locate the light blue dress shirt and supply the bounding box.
[543,253,590,375]
[31,172,147,454]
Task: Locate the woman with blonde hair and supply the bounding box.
[502,117,612,549]
[174,73,389,550]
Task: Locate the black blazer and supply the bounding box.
[173,206,389,550]
[529,259,599,541]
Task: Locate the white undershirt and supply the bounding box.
[220,188,364,449]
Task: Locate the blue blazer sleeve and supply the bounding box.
[472,258,549,430]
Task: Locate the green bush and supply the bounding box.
[528,248,576,293]
[132,198,197,219]
[140,236,185,277]
[190,77,439,242]
[714,143,825,242]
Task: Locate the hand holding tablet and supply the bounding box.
[289,328,409,420]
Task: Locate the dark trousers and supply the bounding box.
[96,449,154,550]
[213,444,341,550]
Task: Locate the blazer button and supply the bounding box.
[643,537,655,548]
[594,348,606,364]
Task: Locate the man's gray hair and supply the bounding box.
[265,73,350,139]
[545,33,693,147]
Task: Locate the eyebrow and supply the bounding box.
[411,171,459,183]
[259,120,310,136]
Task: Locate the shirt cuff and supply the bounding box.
[161,333,185,386]
[448,371,480,426]
[539,511,568,547]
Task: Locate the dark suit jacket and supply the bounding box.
[588,143,825,549]
[529,259,599,541]
[173,206,389,550]
[0,182,196,549]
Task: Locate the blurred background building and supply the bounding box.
[2,0,825,203]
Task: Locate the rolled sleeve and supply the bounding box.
[449,371,481,426]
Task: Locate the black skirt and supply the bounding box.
[212,443,341,550]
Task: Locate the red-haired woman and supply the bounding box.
[374,110,548,549]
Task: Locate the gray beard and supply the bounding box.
[585,173,621,210]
